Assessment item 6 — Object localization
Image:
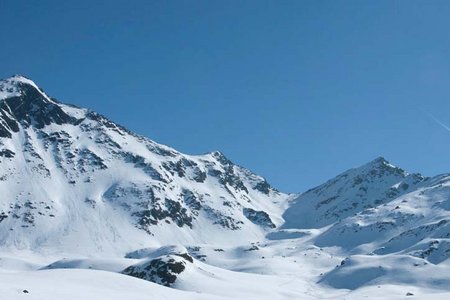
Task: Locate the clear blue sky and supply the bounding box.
[1,1,449,192]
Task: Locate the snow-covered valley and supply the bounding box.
[1,75,450,299]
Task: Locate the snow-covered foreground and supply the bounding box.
[1,76,450,299]
[2,242,450,300]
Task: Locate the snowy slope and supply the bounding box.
[279,157,450,293]
[2,75,450,299]
[283,157,425,229]
[283,159,450,257]
[0,75,289,255]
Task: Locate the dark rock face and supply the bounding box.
[0,106,20,138]
[204,206,243,230]
[182,190,202,212]
[122,253,193,287]
[123,153,165,182]
[192,168,207,182]
[0,83,79,135]
[243,208,275,228]
[254,180,272,195]
[133,198,193,231]
[0,149,15,158]
[0,212,8,222]
[77,149,108,172]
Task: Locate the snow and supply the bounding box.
[1,76,450,299]
[0,269,219,300]
[0,75,55,103]
[2,244,450,299]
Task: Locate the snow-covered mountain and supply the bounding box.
[283,156,450,258]
[279,156,450,292]
[1,75,450,299]
[0,75,288,255]
[283,157,425,229]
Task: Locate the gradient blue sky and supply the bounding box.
[1,1,450,192]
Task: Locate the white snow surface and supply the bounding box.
[0,76,449,299]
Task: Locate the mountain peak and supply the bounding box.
[372,156,387,163]
[360,156,406,176]
[4,74,37,85]
[0,75,289,253]
[209,150,232,165]
[0,75,49,101]
[364,156,390,168]
[282,156,420,229]
[0,76,81,136]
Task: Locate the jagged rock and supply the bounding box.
[122,246,194,287]
[243,208,275,228]
[122,255,188,287]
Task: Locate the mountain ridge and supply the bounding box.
[2,75,450,298]
[0,75,290,255]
